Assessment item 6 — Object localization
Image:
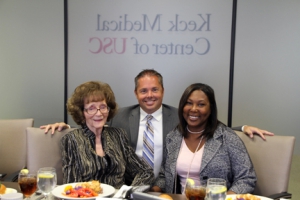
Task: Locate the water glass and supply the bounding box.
[205,178,227,200]
[18,173,37,199]
[37,167,57,199]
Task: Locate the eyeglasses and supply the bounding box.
[84,105,110,115]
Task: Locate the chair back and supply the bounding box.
[26,127,75,185]
[236,131,295,196]
[0,119,34,178]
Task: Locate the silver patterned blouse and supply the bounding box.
[60,125,154,189]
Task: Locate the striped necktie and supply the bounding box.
[143,115,154,169]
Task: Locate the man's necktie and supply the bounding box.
[143,115,154,169]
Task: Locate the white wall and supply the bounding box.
[67,0,233,126]
[0,0,65,126]
[233,0,300,154]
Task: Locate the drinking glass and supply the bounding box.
[18,173,37,200]
[37,167,57,199]
[205,178,227,200]
[185,178,206,200]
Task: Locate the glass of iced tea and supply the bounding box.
[18,172,37,199]
[185,179,206,200]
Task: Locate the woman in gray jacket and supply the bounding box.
[152,83,256,194]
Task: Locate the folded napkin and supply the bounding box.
[112,185,133,199]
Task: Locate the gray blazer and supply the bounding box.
[107,104,179,150]
[154,123,256,194]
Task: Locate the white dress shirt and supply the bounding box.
[135,106,163,178]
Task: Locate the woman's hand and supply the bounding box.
[243,125,274,140]
[40,122,70,134]
[150,186,162,192]
[227,190,236,195]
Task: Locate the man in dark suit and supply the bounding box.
[41,69,274,177]
[106,69,179,177]
[108,104,178,151]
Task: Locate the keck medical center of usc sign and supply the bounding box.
[89,14,211,55]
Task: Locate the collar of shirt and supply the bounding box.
[140,105,163,122]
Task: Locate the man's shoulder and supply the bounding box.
[118,104,140,112]
[162,104,178,112]
[162,104,178,120]
[114,104,140,117]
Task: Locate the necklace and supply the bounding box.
[182,135,204,193]
[186,126,205,134]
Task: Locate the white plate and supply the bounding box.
[51,183,115,200]
[226,194,272,200]
[0,188,17,198]
[5,188,17,194]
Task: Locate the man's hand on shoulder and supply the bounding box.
[243,125,274,140]
[40,122,70,134]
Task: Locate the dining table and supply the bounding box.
[1,182,186,200]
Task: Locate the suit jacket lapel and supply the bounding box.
[200,127,223,173]
[167,131,183,181]
[129,107,140,150]
[162,105,172,144]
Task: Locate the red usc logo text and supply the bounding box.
[89,37,127,54]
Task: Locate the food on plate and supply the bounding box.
[159,193,173,199]
[78,180,102,193]
[234,193,261,200]
[63,180,102,198]
[64,187,97,198]
[0,183,6,194]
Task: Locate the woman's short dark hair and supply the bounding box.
[67,81,118,126]
[177,83,219,139]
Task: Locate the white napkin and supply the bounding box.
[112,185,133,199]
